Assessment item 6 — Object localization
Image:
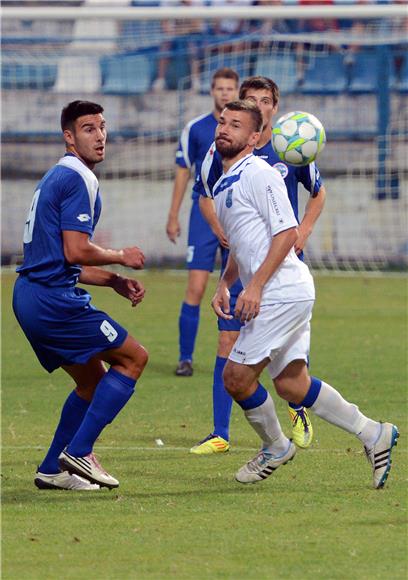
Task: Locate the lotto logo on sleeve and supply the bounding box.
[100,320,118,342]
[77,213,91,222]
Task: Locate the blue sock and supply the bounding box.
[289,402,304,411]
[300,376,322,408]
[212,356,233,441]
[39,390,90,474]
[236,383,268,411]
[179,302,200,362]
[67,368,136,457]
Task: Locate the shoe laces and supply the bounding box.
[247,450,272,471]
[292,408,310,431]
[87,452,107,475]
[197,433,217,445]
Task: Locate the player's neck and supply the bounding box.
[255,126,272,149]
[222,147,253,173]
[66,147,95,171]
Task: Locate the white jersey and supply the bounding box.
[212,154,315,305]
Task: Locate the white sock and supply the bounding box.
[244,393,289,456]
[311,381,380,446]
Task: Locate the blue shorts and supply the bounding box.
[187,198,223,271]
[217,277,244,332]
[13,276,128,373]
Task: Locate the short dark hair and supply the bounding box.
[224,100,263,133]
[211,67,239,88]
[239,76,280,107]
[61,100,104,131]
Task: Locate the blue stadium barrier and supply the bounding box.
[300,53,347,94]
[1,61,58,90]
[348,50,378,93]
[100,52,154,94]
[254,53,299,94]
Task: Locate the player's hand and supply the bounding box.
[120,247,145,269]
[212,223,229,249]
[113,276,146,307]
[234,285,262,323]
[294,224,311,255]
[211,284,233,320]
[166,215,180,243]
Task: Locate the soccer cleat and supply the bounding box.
[175,360,193,377]
[190,434,230,455]
[59,450,119,489]
[288,406,313,448]
[235,441,296,484]
[364,422,399,489]
[34,470,100,491]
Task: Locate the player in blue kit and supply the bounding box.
[166,68,239,377]
[13,101,149,491]
[190,76,327,454]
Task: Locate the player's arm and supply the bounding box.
[211,253,240,319]
[199,195,229,248]
[236,227,298,323]
[79,265,145,307]
[296,184,326,254]
[166,165,191,243]
[63,230,145,269]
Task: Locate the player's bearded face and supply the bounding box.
[215,109,258,160]
[215,134,248,159]
[66,114,107,168]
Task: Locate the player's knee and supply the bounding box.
[222,364,242,397]
[185,285,205,304]
[130,344,149,375]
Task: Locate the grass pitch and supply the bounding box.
[2,270,407,579]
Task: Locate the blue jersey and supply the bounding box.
[176,112,218,200]
[17,153,102,287]
[200,140,323,221]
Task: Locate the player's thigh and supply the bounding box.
[95,334,149,380]
[217,330,240,358]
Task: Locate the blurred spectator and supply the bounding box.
[152,0,206,92]
[250,0,299,44]
[209,0,252,38]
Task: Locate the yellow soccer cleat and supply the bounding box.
[288,406,313,448]
[190,434,230,455]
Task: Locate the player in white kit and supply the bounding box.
[206,100,398,489]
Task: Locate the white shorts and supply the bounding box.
[229,300,314,379]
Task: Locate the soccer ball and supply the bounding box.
[272,111,326,166]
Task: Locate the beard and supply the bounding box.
[215,137,247,159]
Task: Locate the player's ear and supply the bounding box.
[63,128,75,146]
[250,131,261,147]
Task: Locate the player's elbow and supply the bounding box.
[290,227,299,246]
[63,241,90,265]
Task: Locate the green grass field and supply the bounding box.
[2,270,407,580]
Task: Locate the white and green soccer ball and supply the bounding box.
[272,111,326,166]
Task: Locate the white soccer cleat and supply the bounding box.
[235,441,296,484]
[59,450,119,489]
[34,470,100,491]
[364,422,399,489]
